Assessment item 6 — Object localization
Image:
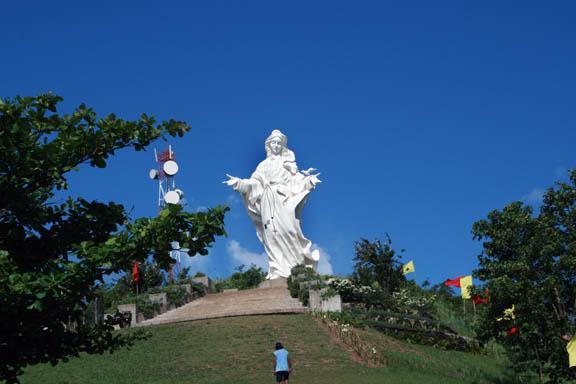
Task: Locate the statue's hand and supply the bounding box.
[302,168,319,176]
[308,173,321,187]
[223,174,240,188]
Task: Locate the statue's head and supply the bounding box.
[265,129,288,157]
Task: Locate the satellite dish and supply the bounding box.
[163,160,179,176]
[164,190,181,204]
[175,189,184,198]
[149,169,159,180]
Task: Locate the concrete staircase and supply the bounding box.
[138,279,306,326]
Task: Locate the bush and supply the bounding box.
[117,295,161,320]
[135,297,162,319]
[319,308,367,329]
[214,264,266,292]
[190,282,207,297]
[163,285,191,307]
[352,236,406,295]
[287,265,324,306]
[391,285,437,315]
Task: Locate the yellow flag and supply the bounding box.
[567,335,576,368]
[402,261,415,275]
[460,275,473,299]
[496,305,516,322]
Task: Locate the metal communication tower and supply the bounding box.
[149,145,186,280]
[149,145,184,210]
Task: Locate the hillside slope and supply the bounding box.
[21,314,514,384]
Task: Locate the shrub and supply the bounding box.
[287,264,323,306]
[190,282,207,297]
[163,285,191,307]
[352,236,406,295]
[214,264,266,292]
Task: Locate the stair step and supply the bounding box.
[138,285,307,327]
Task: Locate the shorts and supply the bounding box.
[276,371,289,382]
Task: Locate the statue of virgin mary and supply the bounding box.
[224,130,321,279]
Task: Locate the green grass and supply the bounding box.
[433,297,477,337]
[21,314,517,384]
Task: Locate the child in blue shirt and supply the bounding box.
[273,342,293,383]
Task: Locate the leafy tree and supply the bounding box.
[352,236,406,295]
[214,264,266,291]
[472,170,576,383]
[229,264,266,290]
[100,261,165,311]
[131,261,164,292]
[0,94,228,383]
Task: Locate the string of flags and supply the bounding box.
[506,326,519,336]
[568,335,576,368]
[472,291,489,305]
[402,260,415,275]
[460,276,473,299]
[496,305,515,322]
[132,261,139,284]
[440,273,575,368]
[443,275,473,299]
[494,304,518,338]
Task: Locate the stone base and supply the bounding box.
[309,289,342,312]
[258,277,288,289]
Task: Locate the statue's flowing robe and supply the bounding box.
[235,154,319,279]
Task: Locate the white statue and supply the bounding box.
[224,130,322,279]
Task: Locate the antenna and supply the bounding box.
[149,146,183,210]
[149,145,187,280]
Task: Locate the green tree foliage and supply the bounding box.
[352,236,406,295]
[214,264,266,291]
[99,261,165,311]
[114,261,164,295]
[287,264,323,306]
[0,94,228,383]
[472,170,576,383]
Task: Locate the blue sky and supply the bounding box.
[2,1,575,285]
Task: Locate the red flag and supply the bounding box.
[444,276,464,287]
[132,261,139,284]
[473,295,488,305]
[473,289,490,304]
[506,326,518,336]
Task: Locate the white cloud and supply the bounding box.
[521,188,545,204]
[226,240,268,269]
[175,249,212,275]
[312,244,334,275]
[226,240,334,276]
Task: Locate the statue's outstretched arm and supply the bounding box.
[223,174,241,189]
[307,173,322,189]
[301,168,318,176]
[224,174,259,194]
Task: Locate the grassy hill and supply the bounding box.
[20,314,516,384]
